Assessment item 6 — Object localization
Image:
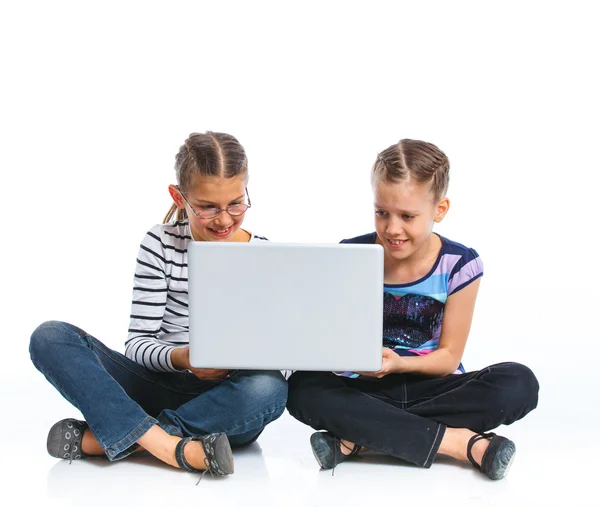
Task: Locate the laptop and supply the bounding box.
[188,242,383,371]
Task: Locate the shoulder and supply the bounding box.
[248,232,269,242]
[437,235,483,295]
[438,235,481,262]
[339,232,378,244]
[140,220,192,251]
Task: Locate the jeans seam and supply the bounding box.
[156,416,182,438]
[423,423,443,467]
[104,416,158,460]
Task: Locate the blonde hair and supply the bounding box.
[163,132,249,223]
[372,139,450,201]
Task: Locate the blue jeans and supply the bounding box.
[30,321,288,461]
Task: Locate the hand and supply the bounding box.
[356,348,407,379]
[171,346,232,381]
[189,367,232,381]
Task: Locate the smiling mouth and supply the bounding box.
[209,226,232,236]
[387,238,407,247]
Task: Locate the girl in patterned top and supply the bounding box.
[30,132,287,479]
[287,139,539,480]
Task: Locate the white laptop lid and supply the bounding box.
[188,242,383,371]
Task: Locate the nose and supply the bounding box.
[386,215,404,237]
[211,210,235,228]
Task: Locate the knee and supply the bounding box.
[489,362,539,415]
[513,362,539,409]
[29,321,83,364]
[237,371,288,413]
[29,321,65,360]
[503,362,538,404]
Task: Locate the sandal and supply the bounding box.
[175,433,234,483]
[467,432,516,480]
[47,418,90,463]
[310,431,362,475]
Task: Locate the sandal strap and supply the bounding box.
[175,436,204,473]
[340,440,362,456]
[466,432,496,469]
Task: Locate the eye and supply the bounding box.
[200,205,218,210]
[375,210,388,217]
[402,214,415,220]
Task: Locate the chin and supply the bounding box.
[385,247,412,261]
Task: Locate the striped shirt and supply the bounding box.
[125,219,268,372]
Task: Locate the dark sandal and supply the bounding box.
[175,433,234,483]
[467,432,516,480]
[310,431,362,475]
[47,418,90,463]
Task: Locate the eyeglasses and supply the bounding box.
[176,186,252,220]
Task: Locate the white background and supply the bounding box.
[1,1,598,505]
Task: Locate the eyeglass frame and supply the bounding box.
[176,185,252,219]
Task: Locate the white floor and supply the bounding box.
[3,358,596,507]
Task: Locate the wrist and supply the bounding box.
[401,350,458,376]
[170,347,189,370]
[392,354,409,374]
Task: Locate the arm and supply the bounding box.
[125,227,233,379]
[124,229,177,372]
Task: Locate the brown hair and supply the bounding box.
[164,132,249,223]
[371,139,450,201]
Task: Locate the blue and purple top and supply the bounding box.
[338,232,483,377]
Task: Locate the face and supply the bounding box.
[169,173,249,242]
[373,178,449,264]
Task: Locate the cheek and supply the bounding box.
[194,219,210,230]
[192,218,216,237]
[410,220,433,237]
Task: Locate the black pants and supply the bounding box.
[287,362,538,468]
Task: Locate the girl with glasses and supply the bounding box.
[286,139,539,480]
[29,132,287,479]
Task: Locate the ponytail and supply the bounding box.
[163,203,187,224]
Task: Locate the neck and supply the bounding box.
[383,233,441,283]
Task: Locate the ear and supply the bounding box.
[434,197,450,223]
[168,184,185,209]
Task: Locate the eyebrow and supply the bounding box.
[192,194,245,205]
[374,204,421,214]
